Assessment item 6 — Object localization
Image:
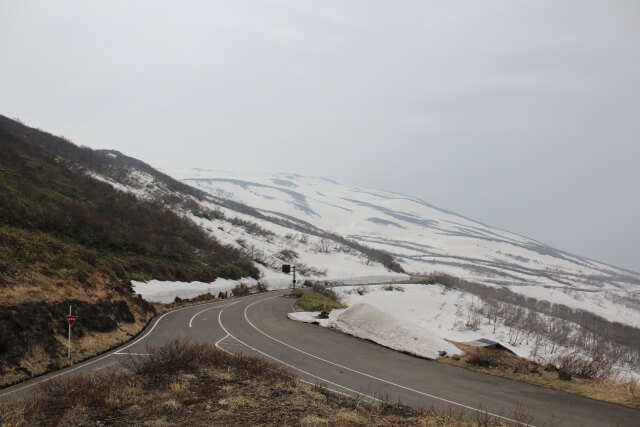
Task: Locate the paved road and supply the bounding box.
[2,290,638,426]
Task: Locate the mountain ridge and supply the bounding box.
[167,168,640,329]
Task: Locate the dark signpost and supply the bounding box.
[282,264,296,288]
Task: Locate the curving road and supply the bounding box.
[1,290,638,426]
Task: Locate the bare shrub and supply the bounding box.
[232,283,251,297]
[277,249,299,262]
[311,284,341,303]
[353,286,367,296]
[295,262,327,277]
[467,348,506,368]
[314,238,332,253]
[122,338,199,381]
[553,352,613,380]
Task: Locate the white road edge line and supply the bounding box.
[215,333,230,350]
[213,320,378,404]
[297,378,381,404]
[243,296,533,427]
[0,295,253,398]
[189,301,239,328]
[216,309,382,404]
[0,307,175,398]
[113,353,152,356]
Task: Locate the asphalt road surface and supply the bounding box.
[1,290,638,426]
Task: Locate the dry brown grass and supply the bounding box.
[439,342,640,410]
[0,277,225,389]
[0,340,519,426]
[0,272,121,306]
[0,305,153,388]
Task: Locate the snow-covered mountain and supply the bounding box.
[166,169,640,328]
[82,156,640,375]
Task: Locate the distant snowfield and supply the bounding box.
[163,169,640,330]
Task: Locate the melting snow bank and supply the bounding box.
[288,284,640,380]
[133,266,292,303]
[288,303,462,359]
[133,278,251,303]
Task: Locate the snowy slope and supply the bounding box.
[82,159,408,302]
[166,169,640,328]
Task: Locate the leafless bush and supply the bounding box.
[311,284,341,303]
[553,352,613,380]
[467,348,506,368]
[122,338,199,381]
[228,216,274,237]
[277,248,299,262]
[232,283,251,297]
[465,299,482,331]
[295,262,327,277]
[314,237,333,253]
[350,286,367,296]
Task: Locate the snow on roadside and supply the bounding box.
[312,303,461,359]
[290,283,542,361]
[289,283,640,380]
[132,278,250,303]
[133,266,292,303]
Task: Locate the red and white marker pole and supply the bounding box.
[65,305,78,359]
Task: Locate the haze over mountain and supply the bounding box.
[166,168,640,329]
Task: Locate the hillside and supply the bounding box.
[0,115,405,387]
[0,116,258,386]
[168,168,640,327]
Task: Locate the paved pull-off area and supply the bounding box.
[1,290,638,426]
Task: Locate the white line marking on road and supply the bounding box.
[0,295,257,399]
[113,353,152,356]
[215,333,230,350]
[216,309,380,404]
[297,378,381,404]
[189,301,239,328]
[243,296,532,427]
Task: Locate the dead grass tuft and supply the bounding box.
[440,342,640,410]
[0,340,519,426]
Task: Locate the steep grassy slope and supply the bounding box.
[0,115,257,385]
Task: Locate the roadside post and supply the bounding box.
[65,305,78,358]
[282,264,296,289]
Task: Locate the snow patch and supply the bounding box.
[133,266,292,303]
[329,303,462,359]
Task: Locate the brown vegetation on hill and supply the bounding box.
[439,342,640,410]
[0,115,258,386]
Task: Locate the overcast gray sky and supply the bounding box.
[2,1,639,272]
